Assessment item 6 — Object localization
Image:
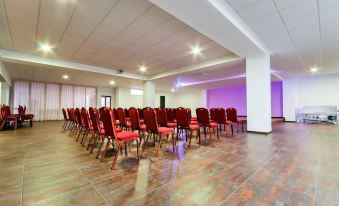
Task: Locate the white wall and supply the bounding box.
[171,89,207,116]
[283,74,339,121]
[155,92,175,108]
[116,87,143,108]
[97,87,116,108]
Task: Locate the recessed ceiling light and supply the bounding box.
[62,74,69,80]
[191,45,202,55]
[310,67,319,73]
[171,88,175,92]
[139,65,147,73]
[38,42,53,53]
[109,80,115,85]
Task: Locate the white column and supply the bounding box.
[200,89,207,108]
[143,81,155,107]
[115,87,125,108]
[283,79,298,121]
[246,54,272,133]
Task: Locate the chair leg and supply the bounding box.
[188,130,193,148]
[124,142,128,156]
[86,133,95,150]
[198,129,201,145]
[111,142,122,170]
[172,134,176,153]
[216,127,219,139]
[136,139,140,160]
[231,124,234,135]
[101,139,111,161]
[155,135,163,157]
[209,128,212,142]
[96,138,104,158]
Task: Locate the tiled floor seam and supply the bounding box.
[78,167,112,206]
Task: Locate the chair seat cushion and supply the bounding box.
[167,122,177,127]
[190,120,198,124]
[191,117,197,121]
[140,124,146,131]
[116,131,139,141]
[158,127,174,135]
[189,124,199,130]
[115,127,122,132]
[210,122,218,128]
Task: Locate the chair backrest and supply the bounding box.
[216,108,227,123]
[143,108,158,133]
[75,108,84,126]
[112,108,118,120]
[165,108,175,122]
[81,108,91,129]
[155,108,167,127]
[117,108,127,127]
[210,108,218,122]
[62,108,68,120]
[196,108,210,125]
[138,108,144,119]
[129,107,141,130]
[226,108,238,122]
[124,108,129,118]
[176,107,190,128]
[102,108,118,140]
[89,107,99,133]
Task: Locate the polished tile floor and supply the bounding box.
[0,121,338,206]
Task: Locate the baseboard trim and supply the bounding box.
[284,120,296,123]
[247,130,272,134]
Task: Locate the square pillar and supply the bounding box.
[143,81,155,107]
[246,54,272,133]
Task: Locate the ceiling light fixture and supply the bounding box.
[38,42,53,53]
[190,45,202,55]
[139,65,147,73]
[171,88,175,92]
[310,67,319,73]
[62,74,69,80]
[109,80,116,85]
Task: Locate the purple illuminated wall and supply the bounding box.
[207,81,283,117]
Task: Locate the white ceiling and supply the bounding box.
[3,61,144,89]
[1,0,338,91]
[0,0,233,75]
[226,0,339,77]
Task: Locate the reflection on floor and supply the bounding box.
[0,121,338,205]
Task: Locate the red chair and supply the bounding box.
[117,108,131,131]
[187,108,198,124]
[80,108,95,147]
[74,108,86,141]
[128,107,146,139]
[155,108,177,129]
[176,107,200,147]
[18,106,34,127]
[88,107,105,154]
[62,108,70,129]
[196,108,219,141]
[143,108,174,156]
[210,108,233,136]
[0,105,17,130]
[165,108,176,123]
[101,108,140,169]
[226,108,246,133]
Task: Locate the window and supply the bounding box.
[101,96,111,107]
[130,89,143,96]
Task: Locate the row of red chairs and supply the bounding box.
[61,107,245,169]
[0,105,34,130]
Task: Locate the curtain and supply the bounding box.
[30,82,46,121]
[13,81,30,113]
[74,86,86,108]
[12,81,97,121]
[60,85,74,110]
[85,87,96,108]
[45,84,60,120]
